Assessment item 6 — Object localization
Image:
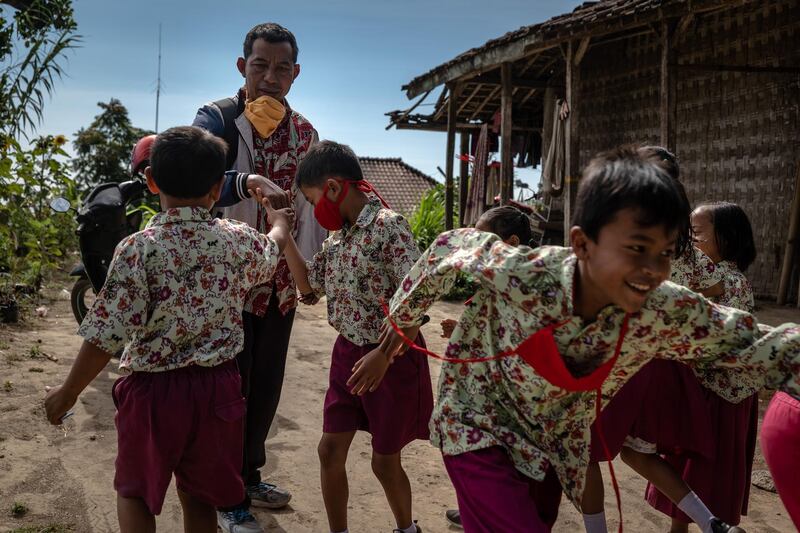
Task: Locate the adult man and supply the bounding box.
[193,22,325,533]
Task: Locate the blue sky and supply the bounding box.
[28,0,581,190]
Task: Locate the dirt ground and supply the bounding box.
[0,285,797,533]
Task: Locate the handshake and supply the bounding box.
[254,188,294,231]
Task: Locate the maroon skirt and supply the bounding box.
[591,359,714,461]
[645,391,758,525]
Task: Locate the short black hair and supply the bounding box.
[696,201,757,271]
[296,140,363,188]
[478,206,533,245]
[243,23,298,62]
[573,145,690,245]
[150,126,227,199]
[637,145,691,257]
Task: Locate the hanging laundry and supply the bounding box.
[464,124,489,226]
[541,98,567,197]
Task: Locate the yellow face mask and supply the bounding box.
[244,95,286,139]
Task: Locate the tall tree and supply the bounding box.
[72,98,153,190]
[0,0,80,136]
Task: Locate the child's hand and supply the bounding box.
[347,349,390,395]
[440,319,457,338]
[255,188,294,229]
[44,385,77,425]
[247,174,290,208]
[299,291,319,305]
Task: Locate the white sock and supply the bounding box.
[397,523,417,533]
[583,511,608,533]
[677,492,714,533]
[331,529,348,533]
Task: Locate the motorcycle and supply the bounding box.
[51,179,146,324]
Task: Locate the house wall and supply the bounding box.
[576,0,800,297]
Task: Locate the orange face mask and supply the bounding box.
[244,95,286,138]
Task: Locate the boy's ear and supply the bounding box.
[144,167,159,194]
[210,176,224,203]
[324,178,342,200]
[506,235,521,247]
[570,226,591,259]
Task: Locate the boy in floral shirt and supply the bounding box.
[44,126,293,533]
[374,146,800,533]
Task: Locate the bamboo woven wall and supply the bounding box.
[576,0,800,298]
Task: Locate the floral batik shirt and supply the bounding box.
[307,198,419,346]
[388,229,800,505]
[670,247,721,291]
[78,207,280,373]
[247,102,316,317]
[714,260,755,313]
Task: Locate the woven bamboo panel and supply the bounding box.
[578,32,661,167]
[575,0,800,298]
[676,0,800,297]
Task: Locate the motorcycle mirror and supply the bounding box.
[50,197,71,213]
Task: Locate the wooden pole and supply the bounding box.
[659,21,677,151]
[564,41,581,245]
[459,132,470,227]
[501,62,513,204]
[445,83,460,230]
[778,163,800,304]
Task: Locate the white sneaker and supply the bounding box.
[216,508,264,533]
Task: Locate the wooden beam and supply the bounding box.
[457,84,483,115]
[386,89,432,130]
[564,40,581,245]
[660,21,677,151]
[500,62,513,204]
[469,86,501,121]
[573,36,591,66]
[674,63,800,74]
[394,122,540,133]
[459,132,470,227]
[466,71,551,89]
[445,83,461,230]
[519,88,538,107]
[673,13,694,45]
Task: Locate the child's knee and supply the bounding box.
[317,437,347,468]
[620,446,650,468]
[370,452,401,480]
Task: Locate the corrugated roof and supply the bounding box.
[358,157,437,215]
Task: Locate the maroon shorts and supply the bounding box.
[112,360,246,515]
[322,334,433,455]
[761,392,800,529]
[443,446,562,533]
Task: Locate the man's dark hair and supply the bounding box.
[243,23,298,62]
[150,126,227,199]
[478,206,533,245]
[697,201,757,271]
[296,140,363,188]
[572,145,690,246]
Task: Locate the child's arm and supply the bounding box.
[44,340,112,424]
[283,234,315,298]
[654,285,800,400]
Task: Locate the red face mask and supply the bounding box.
[313,179,391,231]
[314,180,350,231]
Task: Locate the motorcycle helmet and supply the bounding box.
[130,134,156,175]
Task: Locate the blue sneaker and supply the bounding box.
[216,508,263,533]
[247,481,292,509]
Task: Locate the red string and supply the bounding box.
[382,301,627,531]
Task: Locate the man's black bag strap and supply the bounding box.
[213,95,245,170]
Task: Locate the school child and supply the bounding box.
[275,140,433,533]
[760,391,800,528]
[438,205,534,529]
[43,126,293,533]
[365,145,800,533]
[582,147,736,533]
[643,202,758,530]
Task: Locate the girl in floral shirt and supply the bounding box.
[277,140,432,533]
[643,202,758,531]
[374,146,800,533]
